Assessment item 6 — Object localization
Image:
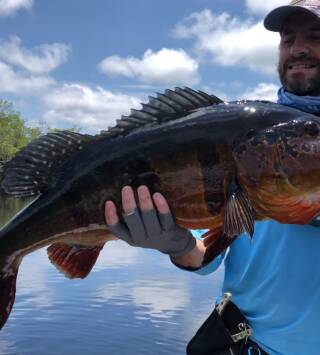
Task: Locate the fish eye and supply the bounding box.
[303,121,319,136]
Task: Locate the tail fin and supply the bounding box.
[0,270,18,329]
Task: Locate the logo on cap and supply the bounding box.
[290,0,320,5]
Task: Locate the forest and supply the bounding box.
[0,100,42,172]
[0,100,80,174]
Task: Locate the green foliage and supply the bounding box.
[0,100,83,176]
[0,100,42,162]
[48,125,81,133]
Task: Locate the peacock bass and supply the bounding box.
[1,87,320,330]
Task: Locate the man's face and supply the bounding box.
[278,12,320,95]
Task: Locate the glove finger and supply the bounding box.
[123,208,147,245]
[159,211,175,232]
[141,208,162,237]
[108,222,133,245]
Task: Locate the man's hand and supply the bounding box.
[105,185,196,257]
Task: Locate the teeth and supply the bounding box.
[289,64,315,69]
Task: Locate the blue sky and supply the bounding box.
[0,0,288,133]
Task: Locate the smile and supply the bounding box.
[288,63,316,70]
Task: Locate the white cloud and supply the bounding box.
[173,9,280,75]
[43,83,141,133]
[240,82,279,102]
[99,48,199,86]
[245,0,288,17]
[0,36,71,74]
[0,60,54,94]
[0,37,70,95]
[0,0,33,17]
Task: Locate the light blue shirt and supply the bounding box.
[192,221,320,355]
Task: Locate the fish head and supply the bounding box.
[277,119,320,176]
[233,117,320,224]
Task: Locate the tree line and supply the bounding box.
[0,100,80,173]
[0,100,43,172]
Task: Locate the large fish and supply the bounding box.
[1,87,320,330]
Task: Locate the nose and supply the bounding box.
[290,35,309,58]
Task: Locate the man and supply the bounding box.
[105,1,320,354]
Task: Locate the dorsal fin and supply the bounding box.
[1,131,96,197]
[100,87,223,138]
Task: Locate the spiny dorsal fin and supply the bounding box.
[100,87,223,138]
[224,180,254,238]
[1,131,96,197]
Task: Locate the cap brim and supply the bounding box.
[264,5,319,32]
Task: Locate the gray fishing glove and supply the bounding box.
[108,208,196,257]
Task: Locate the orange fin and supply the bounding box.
[47,243,104,279]
[202,229,237,265]
[0,271,18,329]
[224,180,254,238]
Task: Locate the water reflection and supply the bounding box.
[16,249,55,308]
[0,195,224,355]
[94,240,140,270]
[0,194,33,227]
[97,277,191,318]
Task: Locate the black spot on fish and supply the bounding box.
[250,136,262,146]
[246,129,256,139]
[197,143,224,215]
[304,121,319,136]
[234,143,247,157]
[131,172,161,193]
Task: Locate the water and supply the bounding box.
[0,196,224,355]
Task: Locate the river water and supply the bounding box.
[0,196,224,355]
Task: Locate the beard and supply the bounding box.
[278,57,320,96]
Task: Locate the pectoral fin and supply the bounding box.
[47,243,104,279]
[224,180,254,238]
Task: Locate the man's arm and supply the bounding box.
[170,238,205,269]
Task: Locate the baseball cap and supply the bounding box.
[264,0,320,32]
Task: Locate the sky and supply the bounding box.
[0,0,288,133]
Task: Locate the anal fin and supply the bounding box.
[47,243,104,279]
[224,180,254,238]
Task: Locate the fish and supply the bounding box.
[1,87,320,330]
